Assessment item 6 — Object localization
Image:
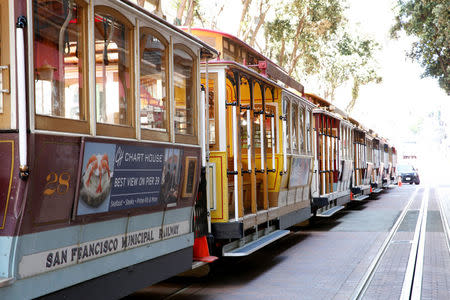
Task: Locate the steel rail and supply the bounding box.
[406,187,429,300]
[350,187,421,300]
[436,188,450,253]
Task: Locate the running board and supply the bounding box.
[372,188,383,194]
[316,205,345,217]
[0,277,15,287]
[353,194,369,201]
[223,230,290,257]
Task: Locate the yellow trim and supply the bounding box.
[210,151,228,223]
[0,140,14,229]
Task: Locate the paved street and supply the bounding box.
[125,184,450,300]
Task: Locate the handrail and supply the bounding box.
[16,16,29,179]
[232,104,239,221]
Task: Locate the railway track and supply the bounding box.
[351,186,449,300]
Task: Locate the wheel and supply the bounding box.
[410,182,414,185]
[415,181,420,185]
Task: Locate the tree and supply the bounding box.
[135,0,164,17]
[310,30,381,111]
[391,0,450,95]
[264,0,345,76]
[173,0,199,27]
[238,0,272,47]
[238,0,252,37]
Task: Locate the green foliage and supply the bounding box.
[263,0,381,111]
[264,0,345,75]
[313,29,381,110]
[391,0,450,95]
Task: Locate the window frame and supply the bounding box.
[139,26,170,142]
[202,72,219,150]
[291,101,298,153]
[33,0,90,134]
[173,43,198,145]
[94,5,135,139]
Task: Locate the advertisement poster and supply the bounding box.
[77,142,182,216]
[288,157,311,188]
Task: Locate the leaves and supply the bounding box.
[391,0,450,95]
[262,0,381,111]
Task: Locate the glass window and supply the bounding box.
[299,106,304,152]
[34,0,85,120]
[95,9,132,126]
[306,110,311,153]
[139,29,167,131]
[265,105,276,149]
[202,73,218,146]
[208,88,216,144]
[292,103,298,151]
[285,98,290,150]
[240,109,248,149]
[174,46,195,135]
[254,104,262,148]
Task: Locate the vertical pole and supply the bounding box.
[271,114,275,170]
[232,103,239,222]
[249,80,256,214]
[16,17,28,178]
[205,60,211,233]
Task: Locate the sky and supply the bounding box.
[340,0,450,184]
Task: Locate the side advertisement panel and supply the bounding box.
[77,141,183,216]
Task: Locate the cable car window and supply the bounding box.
[34,0,85,120]
[285,98,290,150]
[299,106,304,152]
[265,105,276,149]
[139,29,167,132]
[174,46,195,136]
[254,104,262,148]
[240,109,248,149]
[208,80,217,145]
[95,8,132,127]
[292,103,298,151]
[306,110,311,153]
[201,73,218,146]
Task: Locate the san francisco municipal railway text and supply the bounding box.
[17,221,190,279]
[46,239,119,268]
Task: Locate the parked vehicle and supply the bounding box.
[397,164,420,185]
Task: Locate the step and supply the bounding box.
[223,229,290,257]
[316,205,345,217]
[372,188,383,194]
[353,194,369,201]
[0,277,15,287]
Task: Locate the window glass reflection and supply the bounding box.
[174,47,194,135]
[34,0,84,120]
[95,11,131,125]
[140,30,166,131]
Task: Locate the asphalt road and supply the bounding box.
[124,184,450,300]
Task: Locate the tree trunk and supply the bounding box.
[183,0,195,27]
[238,0,252,37]
[211,4,225,29]
[278,38,286,68]
[288,15,305,76]
[249,0,270,47]
[346,79,359,112]
[175,0,188,25]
